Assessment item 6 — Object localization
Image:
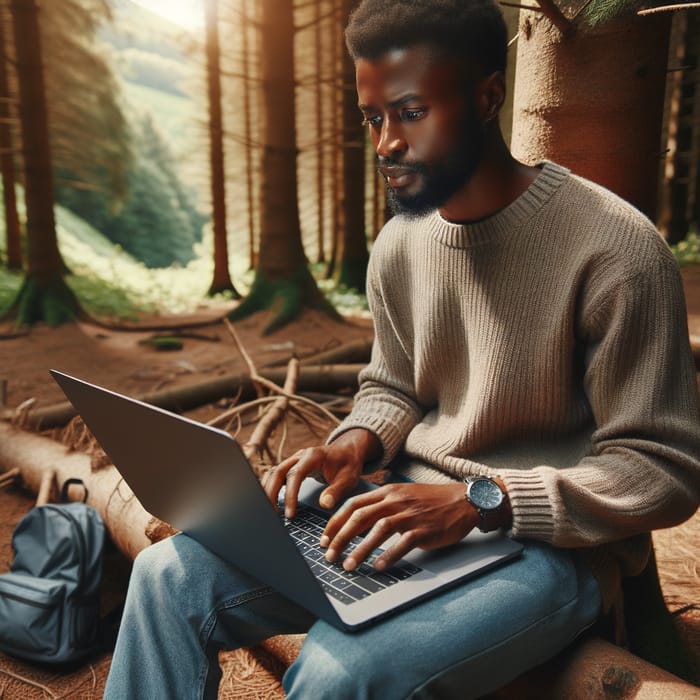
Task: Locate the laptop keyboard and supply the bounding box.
[282,504,422,605]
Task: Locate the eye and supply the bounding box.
[400,108,426,122]
[361,115,382,129]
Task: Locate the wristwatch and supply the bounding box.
[464,476,508,533]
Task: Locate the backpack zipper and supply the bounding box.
[0,589,54,609]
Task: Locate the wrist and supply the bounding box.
[464,475,512,532]
[330,428,382,466]
[491,477,512,530]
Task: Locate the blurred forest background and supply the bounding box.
[0,0,699,330]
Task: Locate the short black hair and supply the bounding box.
[345,0,508,76]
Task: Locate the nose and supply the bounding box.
[376,118,407,159]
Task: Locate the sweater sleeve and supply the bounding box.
[500,253,700,547]
[327,250,425,468]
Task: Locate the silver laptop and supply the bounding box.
[51,369,523,631]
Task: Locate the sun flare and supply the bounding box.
[131,0,204,30]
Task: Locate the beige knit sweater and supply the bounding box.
[330,162,700,610]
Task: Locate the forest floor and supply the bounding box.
[0,268,699,698]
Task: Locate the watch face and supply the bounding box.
[468,479,503,510]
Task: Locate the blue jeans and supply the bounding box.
[103,532,601,699]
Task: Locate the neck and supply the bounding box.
[439,131,539,224]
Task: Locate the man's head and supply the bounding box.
[345,0,507,78]
[345,0,508,218]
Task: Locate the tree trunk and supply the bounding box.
[0,5,21,271]
[241,0,257,271]
[228,0,339,333]
[660,11,699,243]
[511,12,672,221]
[326,0,342,281]
[314,0,326,266]
[335,0,369,293]
[205,0,239,298]
[7,0,80,326]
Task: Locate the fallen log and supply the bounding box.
[3,364,364,430]
[493,635,700,699]
[0,422,159,560]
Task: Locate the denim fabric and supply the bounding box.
[104,532,601,699]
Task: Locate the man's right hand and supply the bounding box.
[261,428,382,519]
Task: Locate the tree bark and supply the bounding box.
[492,636,700,699]
[335,0,369,293]
[7,0,81,326]
[205,0,239,298]
[0,5,21,271]
[10,0,62,276]
[228,0,338,333]
[511,12,672,220]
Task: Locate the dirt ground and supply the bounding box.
[1,268,700,697]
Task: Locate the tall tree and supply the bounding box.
[204,0,239,297]
[658,10,699,243]
[6,0,81,326]
[0,2,21,270]
[335,0,369,292]
[229,0,338,333]
[511,3,671,220]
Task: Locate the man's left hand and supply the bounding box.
[319,482,478,571]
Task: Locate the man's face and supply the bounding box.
[356,44,484,217]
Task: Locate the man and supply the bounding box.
[104,1,700,697]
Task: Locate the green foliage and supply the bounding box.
[56,114,207,268]
[229,267,342,334]
[580,0,636,27]
[11,273,81,327]
[316,278,369,317]
[120,82,199,164]
[671,231,700,267]
[577,0,691,27]
[138,335,185,351]
[42,0,132,206]
[0,269,23,317]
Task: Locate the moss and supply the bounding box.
[228,266,341,334]
[5,273,83,327]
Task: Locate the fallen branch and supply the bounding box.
[2,365,364,430]
[264,338,372,368]
[242,358,300,472]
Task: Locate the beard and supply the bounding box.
[380,113,484,218]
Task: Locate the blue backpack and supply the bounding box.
[0,481,106,665]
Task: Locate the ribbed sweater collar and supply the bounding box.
[426,161,569,249]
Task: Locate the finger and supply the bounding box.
[372,530,422,570]
[283,449,323,519]
[339,516,397,570]
[261,453,301,510]
[317,467,361,510]
[321,490,384,545]
[324,501,384,564]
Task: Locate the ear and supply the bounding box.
[477,71,506,124]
